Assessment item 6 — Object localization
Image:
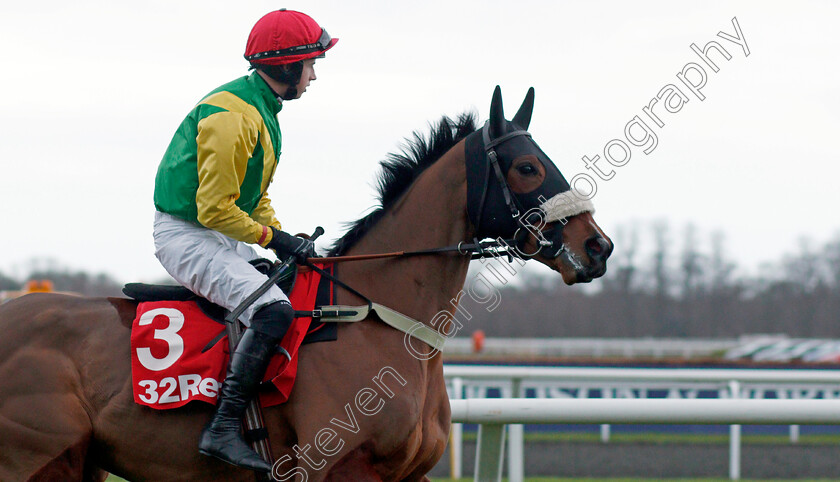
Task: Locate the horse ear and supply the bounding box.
[489,85,505,138]
[512,87,535,131]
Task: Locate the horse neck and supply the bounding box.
[340,139,472,325]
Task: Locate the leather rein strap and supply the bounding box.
[305,237,519,265]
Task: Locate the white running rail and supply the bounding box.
[444,365,840,481]
[449,398,840,482]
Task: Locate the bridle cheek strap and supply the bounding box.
[481,122,531,223]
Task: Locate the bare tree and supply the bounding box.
[820,233,840,289]
[649,220,673,335]
[680,223,705,299]
[707,230,737,294]
[0,271,19,291]
[602,224,640,296]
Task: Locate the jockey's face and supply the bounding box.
[256,59,317,101]
[292,59,317,99]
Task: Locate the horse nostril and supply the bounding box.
[585,235,611,261]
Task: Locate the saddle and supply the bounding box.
[122,258,337,347]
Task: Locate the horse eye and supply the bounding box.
[517,164,537,176]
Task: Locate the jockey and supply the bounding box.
[152,9,337,472]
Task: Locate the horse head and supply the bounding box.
[465,86,613,284]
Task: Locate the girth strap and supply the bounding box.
[298,261,447,350]
[296,303,446,351]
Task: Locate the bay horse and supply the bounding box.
[0,86,612,481]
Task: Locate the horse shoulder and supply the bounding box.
[285,320,450,480]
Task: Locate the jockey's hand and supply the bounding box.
[267,228,317,264]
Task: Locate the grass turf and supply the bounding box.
[103,432,839,481]
[106,476,838,481]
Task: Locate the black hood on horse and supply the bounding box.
[465,86,573,240]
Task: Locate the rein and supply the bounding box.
[304,237,520,265]
[296,237,520,316]
[291,238,518,349]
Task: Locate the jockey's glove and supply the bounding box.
[267,228,317,264]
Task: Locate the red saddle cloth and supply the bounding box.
[130,264,332,410]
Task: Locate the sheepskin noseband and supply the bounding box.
[539,189,595,223]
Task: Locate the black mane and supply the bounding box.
[327,112,478,256]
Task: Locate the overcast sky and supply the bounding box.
[1,0,838,283]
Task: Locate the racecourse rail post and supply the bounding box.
[224,226,325,471]
[475,423,506,482]
[508,377,524,482]
[790,424,800,443]
[449,376,463,479]
[728,380,742,481]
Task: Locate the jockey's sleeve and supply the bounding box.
[251,193,283,232]
[195,111,273,246]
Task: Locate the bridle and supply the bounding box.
[470,121,567,260]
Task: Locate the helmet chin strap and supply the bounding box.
[254,66,302,101]
[278,87,297,101]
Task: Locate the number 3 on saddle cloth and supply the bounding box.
[126,263,337,410]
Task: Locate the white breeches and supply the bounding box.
[153,211,288,325]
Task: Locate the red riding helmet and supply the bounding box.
[245,9,338,66]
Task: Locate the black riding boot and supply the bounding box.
[198,328,279,472]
